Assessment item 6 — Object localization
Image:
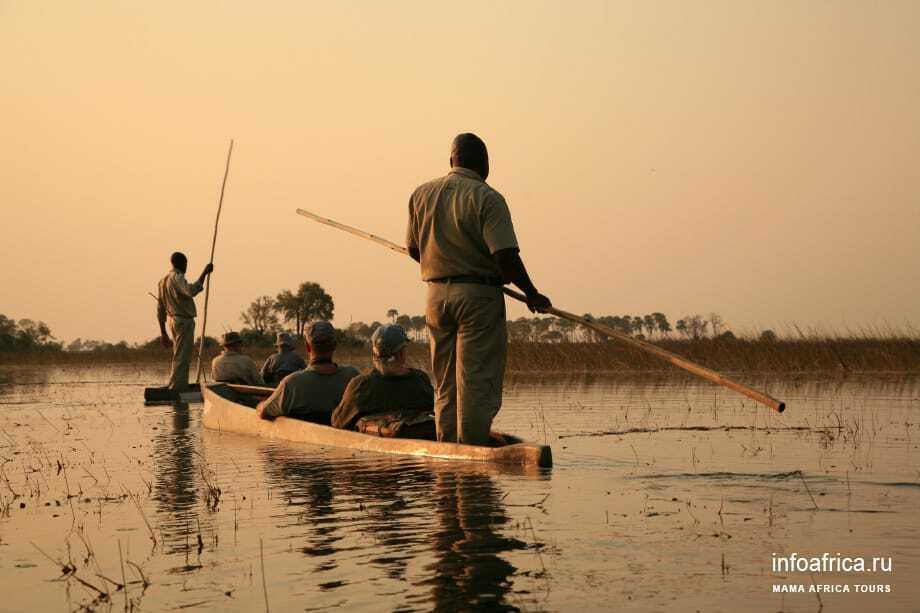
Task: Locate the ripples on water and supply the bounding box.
[0,364,918,611]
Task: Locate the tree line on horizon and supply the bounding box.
[0,314,61,352]
[1,283,787,354]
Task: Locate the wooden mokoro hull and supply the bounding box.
[202,384,552,468]
[144,384,203,404]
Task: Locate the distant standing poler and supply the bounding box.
[406,133,552,445]
[261,332,307,386]
[156,252,213,391]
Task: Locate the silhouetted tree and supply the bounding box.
[676,319,688,338]
[682,315,709,340]
[241,296,280,335]
[410,315,427,341]
[652,312,671,337]
[709,313,725,338]
[274,282,335,338]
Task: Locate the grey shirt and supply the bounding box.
[260,349,307,385]
[259,364,360,421]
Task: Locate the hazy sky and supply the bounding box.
[2,1,918,343]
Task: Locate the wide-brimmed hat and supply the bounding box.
[305,321,336,346]
[274,332,295,348]
[372,324,409,359]
[222,331,243,347]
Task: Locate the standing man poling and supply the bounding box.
[406,133,552,445]
[156,252,213,392]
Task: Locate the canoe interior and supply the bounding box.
[206,384,552,468]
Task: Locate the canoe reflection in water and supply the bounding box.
[260,445,532,611]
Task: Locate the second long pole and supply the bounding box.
[195,139,235,383]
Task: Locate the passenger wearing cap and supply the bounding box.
[260,332,307,386]
[256,321,360,423]
[406,133,552,445]
[211,331,265,385]
[331,324,434,437]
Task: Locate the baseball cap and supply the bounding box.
[372,324,409,359]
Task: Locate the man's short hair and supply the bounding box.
[450,133,488,173]
[170,252,187,269]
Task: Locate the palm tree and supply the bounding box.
[410,315,427,341]
[643,315,656,338]
[386,308,399,323]
[652,312,671,337]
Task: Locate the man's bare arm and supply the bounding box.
[255,398,276,420]
[156,291,172,348]
[493,248,551,312]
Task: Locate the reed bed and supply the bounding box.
[3,337,919,374]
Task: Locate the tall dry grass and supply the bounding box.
[2,335,919,374]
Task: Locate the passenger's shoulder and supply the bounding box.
[280,369,309,385]
[408,368,432,383]
[342,370,371,392]
[338,364,361,377]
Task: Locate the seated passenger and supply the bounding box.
[260,332,306,386]
[331,324,434,438]
[256,321,359,423]
[211,331,265,385]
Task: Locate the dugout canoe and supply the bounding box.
[144,383,203,404]
[202,383,553,468]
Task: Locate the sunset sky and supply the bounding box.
[2,1,918,343]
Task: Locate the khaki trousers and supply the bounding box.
[426,282,507,445]
[168,316,195,391]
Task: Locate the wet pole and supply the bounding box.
[195,139,234,383]
[295,208,786,413]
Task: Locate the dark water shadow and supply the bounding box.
[260,446,535,611]
[151,403,209,564]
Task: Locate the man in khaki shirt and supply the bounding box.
[406,133,551,445]
[156,252,213,391]
[211,331,264,385]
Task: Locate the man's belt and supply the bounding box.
[429,275,503,287]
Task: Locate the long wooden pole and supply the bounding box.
[296,208,786,413]
[195,139,235,383]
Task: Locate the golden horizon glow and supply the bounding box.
[1,1,918,343]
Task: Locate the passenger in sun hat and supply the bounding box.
[211,331,264,385]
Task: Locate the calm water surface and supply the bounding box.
[0,364,918,612]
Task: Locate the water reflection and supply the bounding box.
[417,469,526,612]
[152,402,204,559]
[261,446,529,611]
